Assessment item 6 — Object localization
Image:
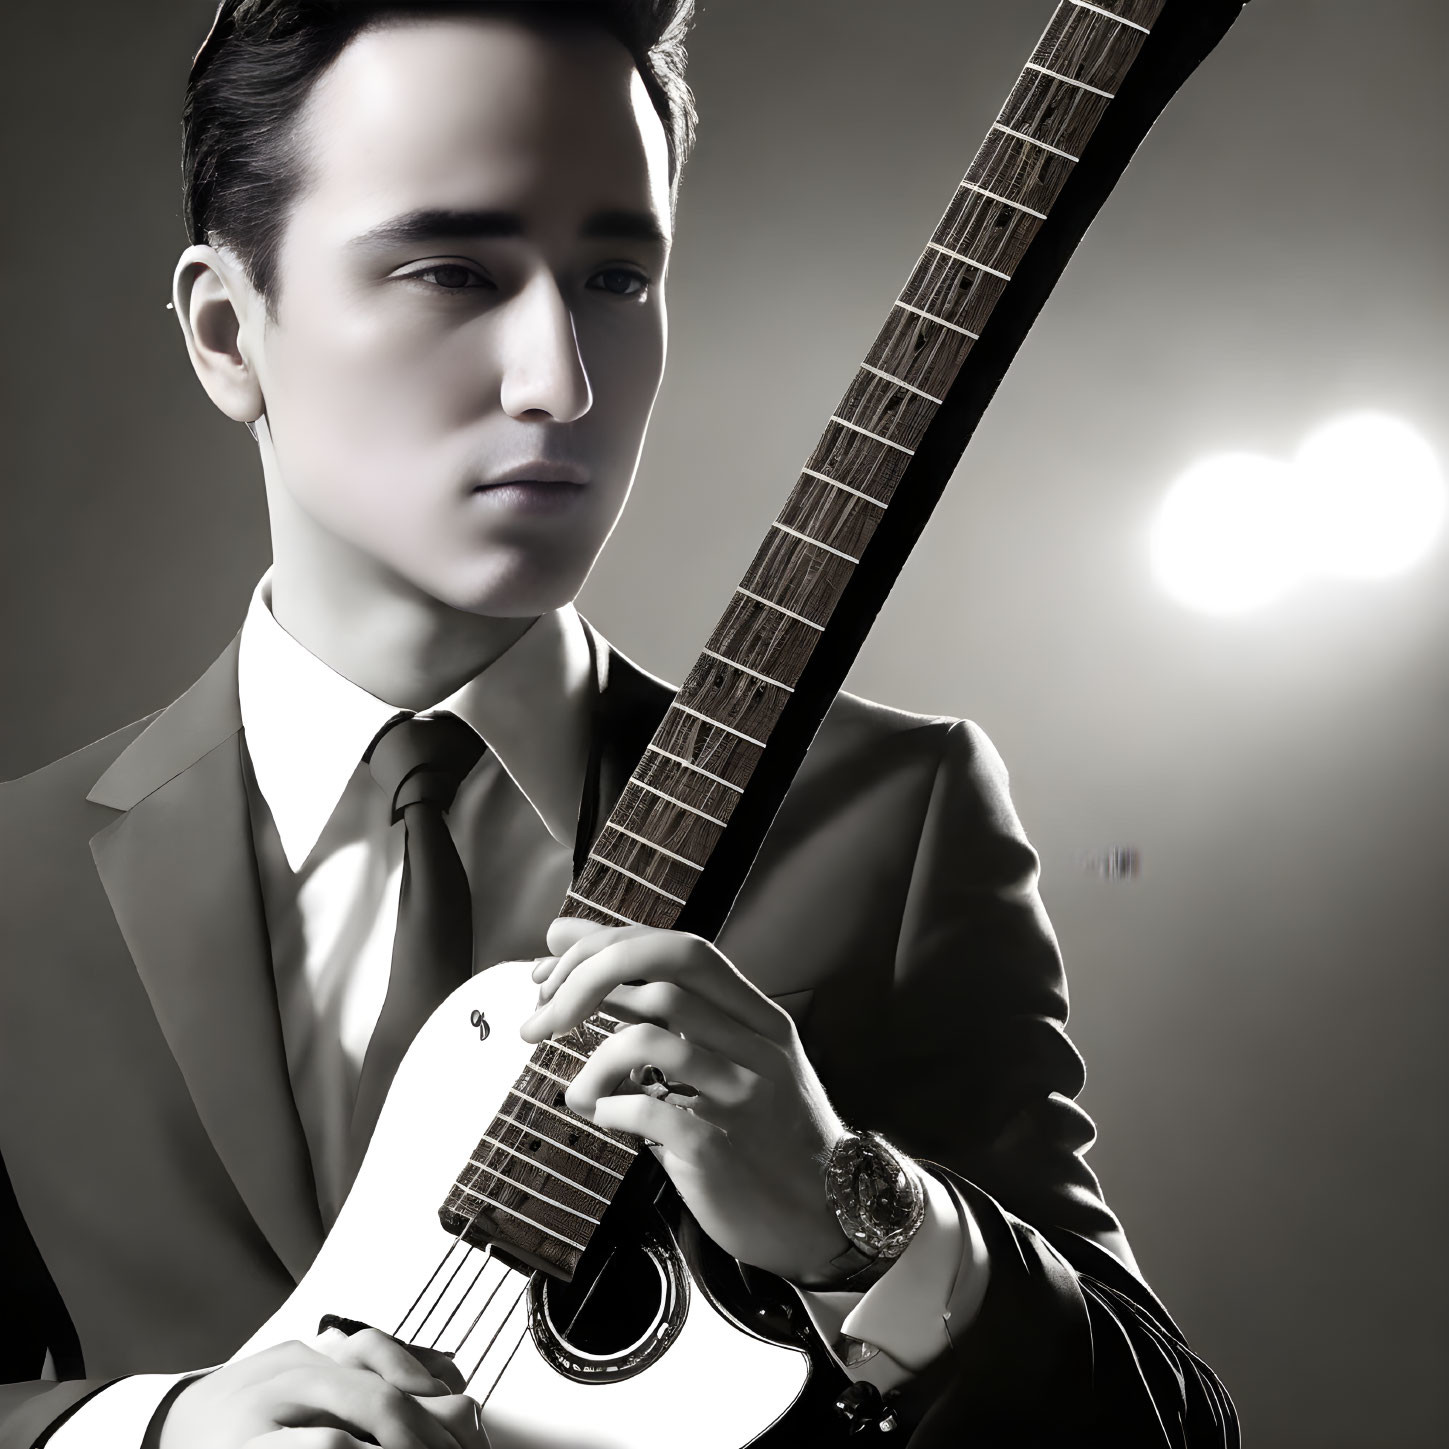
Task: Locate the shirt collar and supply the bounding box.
[237,575,593,871]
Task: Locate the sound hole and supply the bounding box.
[528,1224,689,1383]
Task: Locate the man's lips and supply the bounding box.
[471,461,591,490]
[468,463,591,516]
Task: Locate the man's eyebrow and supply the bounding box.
[347,209,523,249]
[579,209,668,244]
[347,207,668,250]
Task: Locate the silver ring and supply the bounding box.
[632,1062,700,1107]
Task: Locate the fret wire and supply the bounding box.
[542,1039,588,1065]
[893,298,979,338]
[565,889,639,925]
[1023,58,1116,98]
[925,241,1012,282]
[700,647,796,693]
[504,1089,633,1147]
[524,1061,573,1088]
[587,853,690,906]
[472,1138,612,1204]
[1068,0,1151,33]
[631,777,732,824]
[828,414,916,456]
[960,179,1048,221]
[801,467,890,508]
[603,822,707,872]
[593,1009,626,1027]
[496,1109,625,1178]
[645,745,745,793]
[465,1164,603,1225]
[991,121,1079,163]
[670,701,768,748]
[451,1182,589,1252]
[859,362,945,406]
[771,519,860,564]
[735,586,827,632]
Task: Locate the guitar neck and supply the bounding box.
[441,0,1249,1280]
[565,0,1170,937]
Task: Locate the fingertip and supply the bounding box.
[546,915,599,955]
[530,955,557,983]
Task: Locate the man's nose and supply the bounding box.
[497,274,593,424]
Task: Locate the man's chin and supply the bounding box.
[419,562,589,621]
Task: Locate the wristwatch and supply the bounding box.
[804,1130,927,1291]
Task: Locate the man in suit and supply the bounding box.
[0,3,1236,1446]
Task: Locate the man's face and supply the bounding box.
[247,14,672,616]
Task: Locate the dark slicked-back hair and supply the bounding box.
[182,0,696,312]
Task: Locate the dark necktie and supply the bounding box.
[348,711,486,1173]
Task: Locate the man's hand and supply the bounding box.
[521,919,853,1284]
[158,1326,486,1449]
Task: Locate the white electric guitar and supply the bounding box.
[233,3,1248,1442]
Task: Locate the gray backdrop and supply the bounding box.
[3,3,1446,1444]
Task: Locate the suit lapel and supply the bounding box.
[82,623,667,1283]
[88,639,324,1280]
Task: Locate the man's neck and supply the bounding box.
[266,554,535,712]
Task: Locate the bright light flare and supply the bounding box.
[1151,453,1301,615]
[1152,413,1444,614]
[1293,412,1445,579]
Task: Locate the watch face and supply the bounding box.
[854,1154,914,1232]
[826,1133,925,1266]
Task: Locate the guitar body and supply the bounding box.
[233,962,845,1448]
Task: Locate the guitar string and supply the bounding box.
[463,1278,533,1390]
[392,1205,483,1338]
[397,1047,620,1342]
[392,1237,467,1338]
[441,1256,514,1362]
[562,1244,616,1338]
[426,1243,494,1350]
[458,1240,624,1403]
[406,1239,482,1343]
[387,1006,635,1377]
[477,1313,534,1410]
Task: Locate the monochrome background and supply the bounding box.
[2,3,1446,1444]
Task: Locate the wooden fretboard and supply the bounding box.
[439,0,1245,1278]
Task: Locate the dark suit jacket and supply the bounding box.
[0,631,1236,1447]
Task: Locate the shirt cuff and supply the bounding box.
[45,1372,195,1449]
[790,1168,991,1392]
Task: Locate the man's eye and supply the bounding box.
[406,263,491,291]
[588,268,648,299]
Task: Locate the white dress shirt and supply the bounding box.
[51,578,987,1444]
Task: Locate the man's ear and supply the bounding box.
[172,243,266,424]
